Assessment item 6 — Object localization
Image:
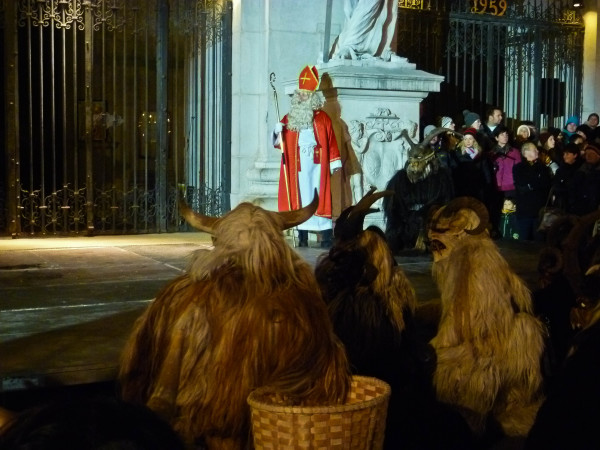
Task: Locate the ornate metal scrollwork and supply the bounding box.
[18,182,225,234]
[52,0,84,30]
[93,0,126,32]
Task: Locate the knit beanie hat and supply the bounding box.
[565,115,579,127]
[463,110,480,128]
[516,124,531,138]
[423,125,436,138]
[463,127,478,138]
[441,116,453,128]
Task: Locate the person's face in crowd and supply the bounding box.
[546,135,555,149]
[495,130,509,146]
[463,134,476,148]
[588,115,599,128]
[584,146,600,165]
[429,135,439,145]
[470,119,482,130]
[447,121,456,130]
[489,109,503,126]
[503,199,516,212]
[566,122,578,133]
[518,128,530,139]
[563,151,578,165]
[522,144,538,162]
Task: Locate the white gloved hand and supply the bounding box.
[274,122,284,134]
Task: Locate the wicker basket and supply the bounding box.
[247,375,390,449]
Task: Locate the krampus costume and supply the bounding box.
[532,216,581,374]
[427,197,546,438]
[383,127,457,253]
[316,189,420,395]
[119,193,350,449]
[316,189,473,450]
[527,210,600,449]
[533,210,600,375]
[527,304,600,450]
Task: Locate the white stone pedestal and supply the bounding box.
[246,160,281,211]
[282,59,443,231]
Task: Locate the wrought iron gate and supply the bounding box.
[398,0,584,132]
[1,0,231,236]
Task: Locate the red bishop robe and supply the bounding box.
[276,110,341,218]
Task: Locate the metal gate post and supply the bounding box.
[485,23,494,106]
[220,1,232,212]
[156,0,169,232]
[533,27,543,123]
[84,0,95,234]
[4,0,21,237]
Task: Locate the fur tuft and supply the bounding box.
[119,203,350,448]
[429,218,546,437]
[315,228,418,386]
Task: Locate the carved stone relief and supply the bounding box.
[348,108,417,204]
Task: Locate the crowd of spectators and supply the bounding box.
[424,109,600,241]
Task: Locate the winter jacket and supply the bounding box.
[513,160,552,218]
[490,144,521,192]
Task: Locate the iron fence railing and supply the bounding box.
[18,182,225,235]
[1,0,231,236]
[399,0,584,131]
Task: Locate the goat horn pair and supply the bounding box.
[179,189,319,233]
[441,196,489,235]
[334,187,393,241]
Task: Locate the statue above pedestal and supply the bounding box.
[331,0,399,62]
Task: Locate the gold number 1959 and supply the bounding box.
[471,0,507,16]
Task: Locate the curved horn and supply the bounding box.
[350,186,379,214]
[335,188,393,241]
[421,126,462,146]
[441,196,489,235]
[400,129,417,152]
[179,198,219,234]
[350,189,394,219]
[278,189,319,230]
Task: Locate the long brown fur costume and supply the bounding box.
[315,190,417,383]
[119,198,350,449]
[315,190,474,450]
[427,197,546,437]
[526,209,600,449]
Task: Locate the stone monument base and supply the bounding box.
[313,59,443,230]
[247,57,443,233]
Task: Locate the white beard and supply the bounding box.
[287,91,323,132]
